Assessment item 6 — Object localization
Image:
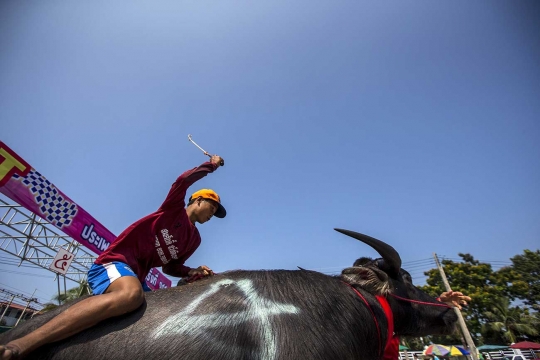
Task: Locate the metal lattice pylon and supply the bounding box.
[0,197,96,285]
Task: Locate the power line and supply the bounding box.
[402,258,435,265]
[0,282,39,298]
[0,269,54,278]
[0,282,55,305]
[0,260,49,269]
[437,256,512,264]
[403,263,437,270]
[306,258,436,272]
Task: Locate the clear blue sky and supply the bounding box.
[1,1,539,306]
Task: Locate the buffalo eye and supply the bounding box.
[401,271,412,283]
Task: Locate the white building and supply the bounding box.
[0,301,39,327]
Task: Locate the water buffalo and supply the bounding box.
[0,229,457,360]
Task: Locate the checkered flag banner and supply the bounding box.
[14,170,78,228]
[0,139,172,289]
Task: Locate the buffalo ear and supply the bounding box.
[353,257,372,267]
[341,266,389,295]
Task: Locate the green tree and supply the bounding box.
[38,302,59,314]
[401,336,427,351]
[531,309,540,342]
[37,282,90,314]
[418,252,540,345]
[481,297,538,343]
[498,250,540,308]
[52,281,90,305]
[420,254,506,342]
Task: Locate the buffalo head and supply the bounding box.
[336,228,458,337]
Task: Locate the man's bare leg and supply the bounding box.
[0,276,144,360]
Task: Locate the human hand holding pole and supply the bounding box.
[188,134,225,166]
[439,290,471,310]
[210,155,224,167]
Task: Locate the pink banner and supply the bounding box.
[0,141,171,290]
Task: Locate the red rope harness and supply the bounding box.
[344,283,453,358]
[344,283,385,358]
[389,294,453,308]
[376,294,395,359]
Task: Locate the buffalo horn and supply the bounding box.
[334,228,402,278]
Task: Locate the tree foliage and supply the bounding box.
[498,250,540,308]
[417,249,540,345]
[420,254,504,342]
[38,281,90,314]
[52,281,90,305]
[482,297,538,344]
[38,302,60,314]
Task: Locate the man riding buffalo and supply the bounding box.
[0,155,225,359]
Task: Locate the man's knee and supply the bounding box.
[107,287,144,315]
[106,277,145,313]
[124,287,144,310]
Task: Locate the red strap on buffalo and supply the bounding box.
[390,294,452,308]
[344,282,383,358]
[376,295,397,360]
[382,336,400,360]
[375,295,394,343]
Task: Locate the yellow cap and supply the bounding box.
[189,189,226,218]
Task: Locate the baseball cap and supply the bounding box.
[189,189,226,218]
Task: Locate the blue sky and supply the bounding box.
[1,1,539,306]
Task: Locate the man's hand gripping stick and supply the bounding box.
[187,134,224,166]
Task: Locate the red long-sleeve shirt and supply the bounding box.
[95,161,218,282]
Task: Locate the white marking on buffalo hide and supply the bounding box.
[152,278,300,360]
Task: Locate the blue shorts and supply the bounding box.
[88,261,151,295]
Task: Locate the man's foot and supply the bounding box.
[0,343,22,360]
